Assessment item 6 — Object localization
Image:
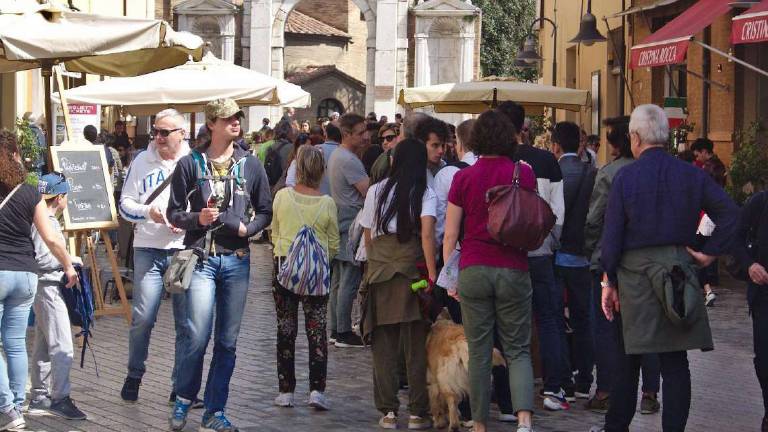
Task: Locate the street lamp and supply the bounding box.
[569,0,607,46]
[514,17,557,84]
[516,34,542,64]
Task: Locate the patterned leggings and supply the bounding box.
[272,283,329,393]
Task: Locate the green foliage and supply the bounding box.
[727,121,768,205]
[473,0,537,81]
[14,118,41,170]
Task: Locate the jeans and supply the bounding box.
[128,248,188,387]
[556,264,594,390]
[175,253,250,413]
[592,271,661,394]
[31,280,73,401]
[605,316,690,432]
[458,266,534,422]
[329,259,361,334]
[530,256,570,393]
[0,270,37,410]
[752,284,768,415]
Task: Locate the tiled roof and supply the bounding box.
[285,65,365,89]
[285,10,350,38]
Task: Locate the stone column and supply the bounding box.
[459,33,475,83]
[366,46,376,114]
[373,0,398,118]
[248,0,273,131]
[414,34,430,87]
[218,15,236,63]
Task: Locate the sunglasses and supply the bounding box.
[381,134,398,142]
[152,127,182,138]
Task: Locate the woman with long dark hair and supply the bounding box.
[0,131,76,430]
[443,110,536,432]
[359,138,437,430]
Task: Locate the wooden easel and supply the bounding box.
[67,229,131,323]
[54,66,131,323]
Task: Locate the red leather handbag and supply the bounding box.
[486,162,556,251]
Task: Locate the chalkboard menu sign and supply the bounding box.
[50,142,118,230]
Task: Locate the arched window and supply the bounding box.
[317,99,344,119]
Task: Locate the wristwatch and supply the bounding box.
[600,280,613,289]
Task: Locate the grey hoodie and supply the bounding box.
[31,213,65,282]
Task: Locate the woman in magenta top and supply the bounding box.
[443,109,536,432]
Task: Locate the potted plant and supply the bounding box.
[728,121,767,205]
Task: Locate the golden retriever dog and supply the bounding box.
[426,316,506,431]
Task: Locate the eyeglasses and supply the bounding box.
[152,127,182,138]
[381,134,398,142]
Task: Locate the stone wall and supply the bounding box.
[291,74,366,122]
[284,37,348,72]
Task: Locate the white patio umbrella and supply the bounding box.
[398,77,590,114]
[56,52,311,115]
[0,0,204,144]
[0,0,203,76]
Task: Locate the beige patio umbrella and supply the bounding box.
[56,52,311,115]
[398,77,590,114]
[0,0,204,143]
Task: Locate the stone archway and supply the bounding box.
[271,0,376,115]
[245,0,409,129]
[271,0,378,114]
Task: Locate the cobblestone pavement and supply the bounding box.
[22,244,763,431]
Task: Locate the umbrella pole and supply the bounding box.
[53,66,74,143]
[42,65,54,149]
[190,114,196,141]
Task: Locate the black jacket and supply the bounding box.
[558,154,596,256]
[167,142,273,252]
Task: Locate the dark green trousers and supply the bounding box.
[371,320,430,416]
[458,265,534,423]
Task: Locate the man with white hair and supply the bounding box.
[592,104,739,432]
[118,109,197,406]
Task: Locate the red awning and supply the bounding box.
[732,0,768,44]
[629,0,732,69]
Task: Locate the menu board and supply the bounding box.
[50,142,117,230]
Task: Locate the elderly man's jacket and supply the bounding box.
[600,147,739,353]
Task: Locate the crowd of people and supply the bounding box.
[0,96,767,432]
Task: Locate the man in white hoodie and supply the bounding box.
[118,109,196,406]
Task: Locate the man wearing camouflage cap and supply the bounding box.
[166,99,272,431]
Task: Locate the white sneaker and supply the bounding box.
[542,390,570,411]
[308,390,330,411]
[408,415,432,430]
[499,412,518,422]
[460,419,474,428]
[705,291,717,307]
[274,392,294,407]
[379,411,397,429]
[517,426,533,432]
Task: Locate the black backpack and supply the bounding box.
[264,140,288,186]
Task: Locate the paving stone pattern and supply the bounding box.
[23,244,764,431]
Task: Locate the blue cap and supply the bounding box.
[38,172,70,197]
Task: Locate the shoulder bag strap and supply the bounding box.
[143,171,174,206]
[0,184,22,212]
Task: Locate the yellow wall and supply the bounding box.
[539,0,627,164]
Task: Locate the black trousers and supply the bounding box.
[605,316,691,432]
[752,285,768,415]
